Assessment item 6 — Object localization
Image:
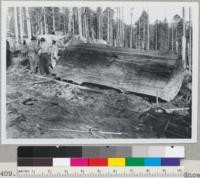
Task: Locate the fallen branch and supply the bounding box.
[45,127,124,135]
[153,105,190,114]
[160,107,189,114]
[165,107,189,112]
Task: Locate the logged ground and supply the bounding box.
[6,66,152,138]
[6,64,191,139]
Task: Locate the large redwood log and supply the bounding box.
[53,43,184,101]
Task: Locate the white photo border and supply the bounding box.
[1,1,199,145]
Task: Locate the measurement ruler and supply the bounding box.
[17,167,184,178]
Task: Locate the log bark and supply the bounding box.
[55,43,183,101]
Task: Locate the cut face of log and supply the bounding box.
[53,43,184,101]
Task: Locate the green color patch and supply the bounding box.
[126,158,144,166]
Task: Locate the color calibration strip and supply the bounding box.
[18,157,181,167]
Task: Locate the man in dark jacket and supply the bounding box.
[6,40,11,69]
[38,38,50,75]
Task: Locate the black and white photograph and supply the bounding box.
[1,1,198,144]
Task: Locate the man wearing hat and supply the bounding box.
[38,37,50,75]
[27,36,39,73]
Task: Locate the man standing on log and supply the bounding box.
[38,38,50,75]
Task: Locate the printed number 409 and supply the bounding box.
[0,171,14,177]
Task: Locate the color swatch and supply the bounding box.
[53,158,70,167]
[18,157,181,167]
[17,146,183,167]
[161,158,180,166]
[144,158,161,166]
[126,158,144,166]
[108,158,126,167]
[88,158,108,166]
[71,158,88,166]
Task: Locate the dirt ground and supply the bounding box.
[6,65,191,139]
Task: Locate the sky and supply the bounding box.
[97,6,191,25]
[6,5,192,26]
[123,6,181,24]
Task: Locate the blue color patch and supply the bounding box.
[144,158,161,166]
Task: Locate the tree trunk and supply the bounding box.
[40,9,44,35]
[182,7,186,73]
[175,28,178,54]
[14,7,19,43]
[19,7,23,42]
[121,7,124,47]
[130,10,133,48]
[155,23,157,50]
[98,12,102,39]
[72,14,75,35]
[136,23,138,49]
[68,8,72,34]
[52,7,56,32]
[25,7,31,39]
[78,8,82,38]
[63,9,67,35]
[84,9,89,42]
[110,19,113,46]
[36,12,40,35]
[98,14,100,39]
[143,20,146,50]
[85,14,88,40]
[119,8,122,47]
[147,12,150,50]
[107,9,110,44]
[43,7,47,34]
[116,7,120,46]
[168,26,170,50]
[139,18,141,49]
[171,25,173,51]
[188,7,192,75]
[82,8,86,38]
[63,17,66,35]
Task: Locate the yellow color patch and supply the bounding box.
[108,158,126,167]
